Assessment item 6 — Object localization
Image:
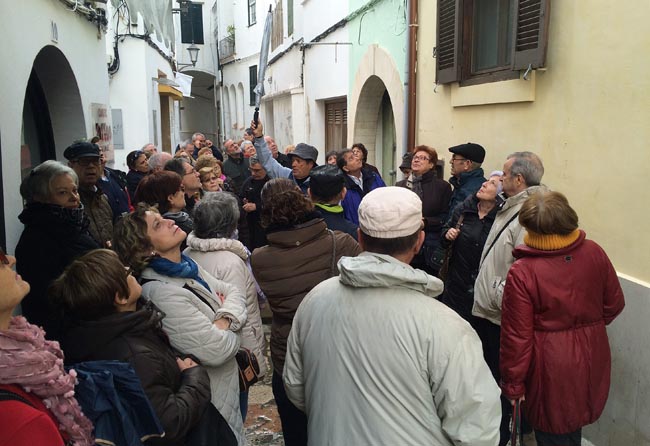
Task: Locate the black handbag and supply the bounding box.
[186,403,237,446]
[236,347,260,392]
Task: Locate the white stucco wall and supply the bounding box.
[0,1,110,251]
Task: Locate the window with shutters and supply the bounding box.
[436,0,550,86]
[325,100,347,152]
[248,0,256,26]
[249,65,257,106]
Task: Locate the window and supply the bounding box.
[436,0,550,85]
[249,65,258,106]
[287,0,293,36]
[271,0,284,50]
[248,0,256,26]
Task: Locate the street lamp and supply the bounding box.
[176,43,200,71]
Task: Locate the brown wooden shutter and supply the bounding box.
[512,0,551,70]
[325,100,347,152]
[436,0,461,84]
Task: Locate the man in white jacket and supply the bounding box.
[283,186,501,446]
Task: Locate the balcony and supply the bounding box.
[219,36,235,61]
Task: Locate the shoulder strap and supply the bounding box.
[483,211,520,260]
[0,388,36,408]
[328,229,337,277]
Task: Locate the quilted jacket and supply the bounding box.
[139,265,248,445]
[500,231,625,433]
[251,218,361,373]
[184,234,268,378]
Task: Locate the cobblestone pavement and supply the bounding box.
[245,320,284,445]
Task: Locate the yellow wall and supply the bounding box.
[417,0,650,282]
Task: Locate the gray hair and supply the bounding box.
[507,151,544,186]
[249,155,261,166]
[182,139,193,148]
[192,192,240,239]
[148,152,172,170]
[20,160,78,204]
[470,161,482,171]
[191,132,205,142]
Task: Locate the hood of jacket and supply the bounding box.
[185,233,249,261]
[513,229,587,259]
[265,217,326,247]
[338,252,444,298]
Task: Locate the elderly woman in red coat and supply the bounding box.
[500,191,625,446]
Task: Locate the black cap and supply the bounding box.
[399,152,413,169]
[63,142,100,160]
[448,142,485,163]
[309,165,345,200]
[289,143,319,163]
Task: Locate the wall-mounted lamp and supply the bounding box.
[176,43,200,71]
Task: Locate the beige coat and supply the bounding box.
[472,185,546,325]
[184,234,268,378]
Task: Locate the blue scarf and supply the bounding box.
[148,254,212,292]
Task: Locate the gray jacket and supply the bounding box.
[284,252,501,446]
[472,185,547,325]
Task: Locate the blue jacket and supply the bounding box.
[448,168,486,214]
[341,168,386,225]
[253,136,312,194]
[71,361,164,446]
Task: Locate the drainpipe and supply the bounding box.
[402,0,418,154]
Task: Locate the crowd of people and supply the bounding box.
[0,123,626,446]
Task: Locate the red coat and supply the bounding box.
[500,230,625,434]
[0,384,65,446]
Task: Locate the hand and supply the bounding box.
[445,228,460,241]
[214,317,231,330]
[242,202,256,212]
[250,120,263,138]
[176,357,198,371]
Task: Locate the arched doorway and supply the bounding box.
[21,45,85,178]
[353,76,397,185]
[349,45,404,185]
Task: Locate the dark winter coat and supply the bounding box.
[240,175,270,250]
[314,203,358,240]
[223,156,250,194]
[439,195,497,322]
[61,303,212,446]
[251,218,361,372]
[16,203,99,340]
[341,167,386,225]
[414,170,453,235]
[448,168,486,214]
[126,170,147,203]
[500,231,625,434]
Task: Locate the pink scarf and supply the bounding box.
[0,316,94,445]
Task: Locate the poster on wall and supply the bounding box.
[90,103,114,165]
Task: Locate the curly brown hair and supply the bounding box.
[260,178,314,228]
[195,154,218,172]
[413,145,439,166]
[113,204,158,276]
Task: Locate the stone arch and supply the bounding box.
[349,45,404,183]
[22,45,85,176]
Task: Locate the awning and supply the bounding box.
[158,84,183,101]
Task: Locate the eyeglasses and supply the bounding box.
[184,167,197,176]
[412,155,431,162]
[0,248,9,265]
[74,158,101,167]
[451,157,468,163]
